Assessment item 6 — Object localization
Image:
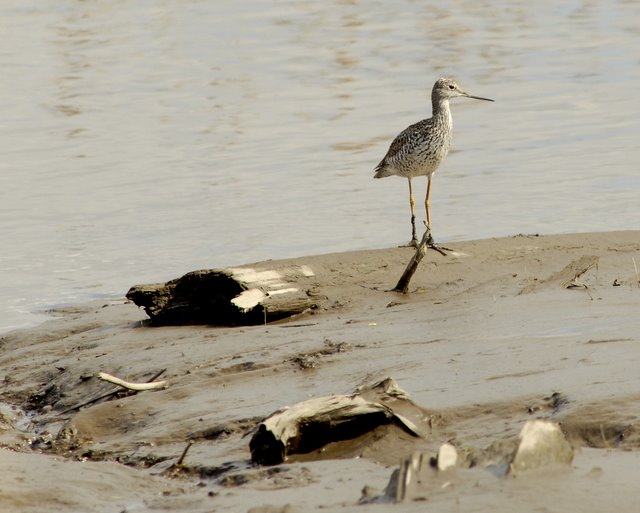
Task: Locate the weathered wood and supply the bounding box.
[393,226,433,293]
[126,264,319,326]
[249,378,428,465]
[97,372,167,391]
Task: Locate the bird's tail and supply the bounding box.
[373,161,393,179]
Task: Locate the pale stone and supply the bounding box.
[512,419,574,471]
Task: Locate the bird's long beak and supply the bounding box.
[464,92,494,102]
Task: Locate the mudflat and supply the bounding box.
[1,231,639,512]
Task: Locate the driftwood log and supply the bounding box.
[126,264,319,326]
[249,378,429,465]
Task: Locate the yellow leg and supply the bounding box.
[425,175,433,228]
[423,175,450,255]
[408,178,417,242]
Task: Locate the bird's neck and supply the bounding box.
[432,98,452,130]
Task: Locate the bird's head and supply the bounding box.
[433,78,494,102]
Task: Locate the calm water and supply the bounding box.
[2,0,640,332]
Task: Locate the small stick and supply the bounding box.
[59,389,121,416]
[176,440,194,467]
[147,368,168,383]
[393,225,433,294]
[59,369,168,415]
[97,372,167,391]
[162,440,194,476]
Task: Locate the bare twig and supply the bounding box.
[59,390,120,416]
[176,440,194,466]
[97,372,167,391]
[147,368,168,383]
[161,440,195,477]
[58,369,168,416]
[393,226,433,294]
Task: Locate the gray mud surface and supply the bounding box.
[1,231,639,512]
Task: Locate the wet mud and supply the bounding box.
[1,231,639,512]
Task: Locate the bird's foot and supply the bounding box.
[427,240,451,256]
[424,231,451,256]
[398,238,419,248]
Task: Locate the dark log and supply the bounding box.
[126,264,319,326]
[249,378,428,465]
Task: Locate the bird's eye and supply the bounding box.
[448,84,455,90]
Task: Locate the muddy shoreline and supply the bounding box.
[1,231,639,512]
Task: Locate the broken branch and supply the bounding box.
[393,225,433,293]
[97,372,167,391]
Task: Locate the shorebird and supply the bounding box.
[373,78,493,249]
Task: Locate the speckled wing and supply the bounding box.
[373,118,432,178]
